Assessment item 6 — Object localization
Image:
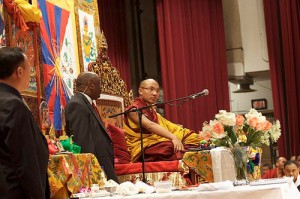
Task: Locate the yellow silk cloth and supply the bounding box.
[182,150,214,183]
[48,153,106,198]
[124,113,201,162]
[14,0,41,22]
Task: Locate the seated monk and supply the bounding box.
[262,156,287,179]
[124,79,201,162]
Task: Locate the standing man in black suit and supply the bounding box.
[0,47,50,198]
[65,71,119,182]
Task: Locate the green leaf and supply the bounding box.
[224,125,237,144]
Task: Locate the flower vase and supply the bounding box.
[231,146,248,181]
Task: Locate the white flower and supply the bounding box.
[245,108,266,125]
[269,120,281,143]
[202,121,213,132]
[215,110,236,126]
[260,133,270,146]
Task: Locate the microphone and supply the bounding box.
[190,89,209,99]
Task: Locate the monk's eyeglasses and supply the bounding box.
[141,87,160,93]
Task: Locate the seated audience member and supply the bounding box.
[291,155,296,161]
[124,79,201,162]
[262,156,287,179]
[297,155,300,173]
[284,160,300,191]
[262,163,272,176]
[297,155,300,163]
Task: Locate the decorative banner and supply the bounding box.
[38,0,79,131]
[74,0,101,72]
[0,0,5,46]
[78,9,97,71]
[12,26,38,95]
[60,15,78,97]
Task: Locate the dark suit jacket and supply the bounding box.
[0,83,50,199]
[65,93,118,182]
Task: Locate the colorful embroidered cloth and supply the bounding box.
[182,150,214,183]
[48,153,106,197]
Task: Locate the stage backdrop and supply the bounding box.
[264,0,300,158]
[156,0,230,131]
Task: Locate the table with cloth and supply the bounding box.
[87,182,299,199]
[182,148,237,183]
[183,147,262,183]
[48,153,106,198]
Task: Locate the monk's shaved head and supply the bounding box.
[138,79,160,104]
[139,79,159,89]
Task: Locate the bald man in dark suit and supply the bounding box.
[65,72,118,182]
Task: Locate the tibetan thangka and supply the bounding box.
[78,9,97,71]
[11,24,38,96]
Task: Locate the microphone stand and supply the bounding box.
[137,108,146,182]
[109,91,207,183]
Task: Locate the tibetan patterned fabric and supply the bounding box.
[48,153,106,197]
[182,150,214,183]
[97,98,123,128]
[247,147,262,181]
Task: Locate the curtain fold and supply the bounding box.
[98,0,131,89]
[156,0,229,131]
[264,0,300,157]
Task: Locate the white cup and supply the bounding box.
[91,184,100,193]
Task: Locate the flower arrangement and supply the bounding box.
[198,108,281,180]
[199,108,281,148]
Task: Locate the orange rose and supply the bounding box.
[264,121,272,130]
[213,123,224,134]
[236,115,245,125]
[249,117,258,128]
[256,122,264,131]
[199,131,212,140]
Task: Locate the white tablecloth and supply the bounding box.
[91,182,300,199]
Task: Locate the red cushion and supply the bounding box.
[114,160,180,175]
[106,124,131,164]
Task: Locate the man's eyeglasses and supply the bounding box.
[141,87,160,93]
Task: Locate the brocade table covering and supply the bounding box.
[48,153,106,198]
